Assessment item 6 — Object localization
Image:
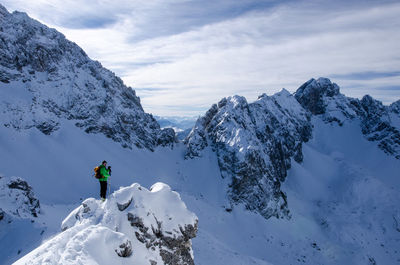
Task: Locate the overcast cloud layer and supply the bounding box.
[2,0,400,116]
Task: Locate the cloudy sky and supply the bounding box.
[2,0,400,117]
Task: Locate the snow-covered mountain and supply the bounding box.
[0,4,174,151]
[1,3,399,265]
[185,77,400,221]
[295,77,400,159]
[185,89,312,219]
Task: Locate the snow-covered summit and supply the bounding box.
[295,77,400,158]
[185,90,312,219]
[15,182,198,265]
[0,4,174,150]
[185,77,400,219]
[295,77,341,115]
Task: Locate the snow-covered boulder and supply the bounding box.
[185,89,312,219]
[0,175,40,220]
[15,182,198,265]
[0,4,174,150]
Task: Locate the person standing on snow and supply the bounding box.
[98,160,111,201]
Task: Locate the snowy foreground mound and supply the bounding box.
[15,183,198,265]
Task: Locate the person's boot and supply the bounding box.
[101,197,105,202]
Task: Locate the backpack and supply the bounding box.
[94,166,102,179]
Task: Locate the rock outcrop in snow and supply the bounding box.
[15,183,198,265]
[185,89,312,219]
[295,77,400,159]
[0,175,40,220]
[0,4,175,150]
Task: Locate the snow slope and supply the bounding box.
[5,104,399,265]
[183,117,400,265]
[0,120,224,264]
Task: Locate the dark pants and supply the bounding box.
[100,181,107,199]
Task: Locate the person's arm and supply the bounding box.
[100,167,110,178]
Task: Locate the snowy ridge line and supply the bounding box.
[295,77,400,159]
[15,182,198,265]
[185,77,400,220]
[185,88,312,219]
[0,4,175,151]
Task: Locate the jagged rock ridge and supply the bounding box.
[295,77,400,159]
[185,77,400,219]
[0,4,174,150]
[185,89,312,219]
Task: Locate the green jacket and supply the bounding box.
[99,165,110,182]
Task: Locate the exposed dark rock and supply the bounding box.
[117,197,133,211]
[115,240,133,257]
[295,78,340,115]
[127,213,198,265]
[7,177,40,217]
[157,127,177,148]
[295,77,400,159]
[185,90,311,219]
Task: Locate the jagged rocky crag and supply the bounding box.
[295,77,400,159]
[185,89,312,219]
[185,77,400,219]
[0,4,174,150]
[0,175,40,220]
[16,183,198,265]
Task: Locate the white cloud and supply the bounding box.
[2,0,400,116]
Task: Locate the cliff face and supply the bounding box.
[186,77,400,219]
[185,89,312,219]
[295,78,400,159]
[0,4,174,150]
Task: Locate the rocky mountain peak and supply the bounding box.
[185,90,312,219]
[0,4,9,19]
[295,77,340,115]
[0,4,175,150]
[185,76,400,220]
[294,78,400,159]
[390,99,400,114]
[360,94,386,115]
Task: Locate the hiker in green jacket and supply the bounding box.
[99,160,111,201]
